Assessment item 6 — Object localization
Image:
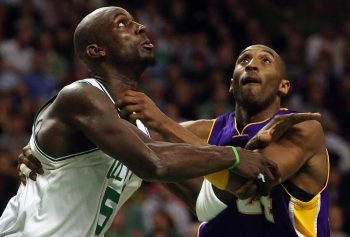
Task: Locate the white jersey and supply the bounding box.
[0,79,148,237]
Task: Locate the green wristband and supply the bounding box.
[228,146,240,171]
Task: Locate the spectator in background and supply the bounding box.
[0,19,34,91]
[330,204,348,237]
[148,210,180,237]
[21,50,59,103]
[0,149,17,213]
[143,184,191,236]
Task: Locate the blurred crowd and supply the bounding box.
[0,0,350,236]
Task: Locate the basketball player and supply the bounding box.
[0,8,280,237]
[115,45,329,236]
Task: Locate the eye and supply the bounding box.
[118,21,126,28]
[262,58,271,64]
[240,58,250,64]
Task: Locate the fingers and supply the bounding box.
[236,179,257,199]
[28,155,44,175]
[119,105,144,118]
[17,164,27,185]
[29,171,37,181]
[245,133,272,150]
[128,112,143,124]
[20,156,39,174]
[116,90,148,108]
[116,95,140,108]
[18,150,44,176]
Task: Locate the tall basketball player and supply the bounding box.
[0,8,279,237]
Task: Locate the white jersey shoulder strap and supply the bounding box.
[78,78,150,136]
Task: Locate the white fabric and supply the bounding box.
[0,79,148,237]
[196,179,227,222]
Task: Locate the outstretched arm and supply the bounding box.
[37,83,272,184]
[117,91,275,196]
[117,90,322,197]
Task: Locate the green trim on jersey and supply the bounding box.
[31,82,100,162]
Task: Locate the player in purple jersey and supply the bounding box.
[113,44,329,236]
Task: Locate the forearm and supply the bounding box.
[156,118,207,146]
[147,142,235,182]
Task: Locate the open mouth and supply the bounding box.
[141,40,154,50]
[241,77,261,85]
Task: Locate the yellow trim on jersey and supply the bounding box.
[206,119,216,143]
[283,150,330,237]
[203,118,230,190]
[204,170,230,190]
[234,108,290,135]
[291,195,320,237]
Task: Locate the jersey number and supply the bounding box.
[95,186,120,235]
[237,196,274,223]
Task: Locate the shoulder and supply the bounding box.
[180,119,215,141]
[53,81,115,120]
[294,120,324,140]
[288,119,325,153]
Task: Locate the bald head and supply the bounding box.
[73,7,132,62]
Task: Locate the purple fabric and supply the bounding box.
[200,109,330,237]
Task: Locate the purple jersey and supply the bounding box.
[199,109,330,237]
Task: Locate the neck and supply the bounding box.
[91,64,144,100]
[235,102,281,129]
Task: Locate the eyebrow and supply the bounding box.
[239,49,275,58]
[114,13,134,22]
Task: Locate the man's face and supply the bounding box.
[229,45,287,110]
[105,9,155,66]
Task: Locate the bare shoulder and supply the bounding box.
[290,120,328,193]
[50,82,117,127]
[54,82,115,115]
[180,119,215,141]
[292,120,325,150]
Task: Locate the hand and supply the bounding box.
[230,148,280,198]
[17,144,44,185]
[116,90,168,129]
[245,113,321,150]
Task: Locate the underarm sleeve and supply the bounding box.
[196,179,227,222]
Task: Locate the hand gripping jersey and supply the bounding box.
[0,79,148,237]
[198,109,330,237]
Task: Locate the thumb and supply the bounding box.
[257,132,272,143]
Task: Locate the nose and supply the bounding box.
[136,23,146,34]
[245,59,258,72]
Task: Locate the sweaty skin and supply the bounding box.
[33,8,279,183]
[115,45,328,206]
[16,8,281,213]
[18,43,322,213]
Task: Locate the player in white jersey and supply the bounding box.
[0,6,279,237]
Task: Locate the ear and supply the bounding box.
[86,44,106,58]
[278,79,290,96]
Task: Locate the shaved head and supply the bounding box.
[73,7,130,63]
